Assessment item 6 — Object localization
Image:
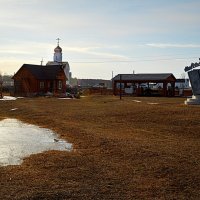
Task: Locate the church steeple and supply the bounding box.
[54,38,62,62]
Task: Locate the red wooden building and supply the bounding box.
[12,64,67,97]
[112,73,176,97]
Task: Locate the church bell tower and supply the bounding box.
[54,38,62,63]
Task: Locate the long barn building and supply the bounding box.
[112,73,176,97]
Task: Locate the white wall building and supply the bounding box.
[152,79,190,89]
[175,79,190,89]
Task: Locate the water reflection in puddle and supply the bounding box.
[0,119,72,166]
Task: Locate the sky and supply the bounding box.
[0,0,200,79]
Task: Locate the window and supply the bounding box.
[117,83,124,89]
[58,80,62,89]
[40,81,44,89]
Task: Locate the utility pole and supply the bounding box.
[112,71,114,91]
[120,74,122,100]
[0,74,3,99]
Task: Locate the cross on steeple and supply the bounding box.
[56,38,60,46]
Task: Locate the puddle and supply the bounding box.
[0,119,72,166]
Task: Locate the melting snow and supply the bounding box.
[0,96,17,101]
[10,108,18,111]
[132,100,141,103]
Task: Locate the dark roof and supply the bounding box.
[54,45,62,52]
[16,64,64,80]
[176,78,189,83]
[113,73,176,82]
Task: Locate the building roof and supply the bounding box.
[113,73,176,82]
[14,64,65,80]
[176,78,189,83]
[46,61,69,68]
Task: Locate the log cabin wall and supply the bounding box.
[13,68,38,96]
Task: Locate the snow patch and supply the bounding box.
[0,96,24,101]
[10,108,18,111]
[132,100,141,103]
[0,96,17,101]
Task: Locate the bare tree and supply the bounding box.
[180,73,186,79]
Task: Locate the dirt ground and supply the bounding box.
[0,95,199,199]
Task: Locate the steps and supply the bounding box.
[185,95,200,105]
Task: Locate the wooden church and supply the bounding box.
[13,40,70,97]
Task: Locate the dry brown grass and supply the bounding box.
[0,95,200,199]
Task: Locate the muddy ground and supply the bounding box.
[0,95,199,199]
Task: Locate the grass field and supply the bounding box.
[0,95,200,199]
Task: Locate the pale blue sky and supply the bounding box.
[0,0,200,79]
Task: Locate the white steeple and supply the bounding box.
[53,38,62,62]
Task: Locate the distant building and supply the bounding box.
[175,78,190,89]
[77,79,112,88]
[2,75,14,87]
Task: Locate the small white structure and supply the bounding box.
[175,79,190,89]
[125,86,134,94]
